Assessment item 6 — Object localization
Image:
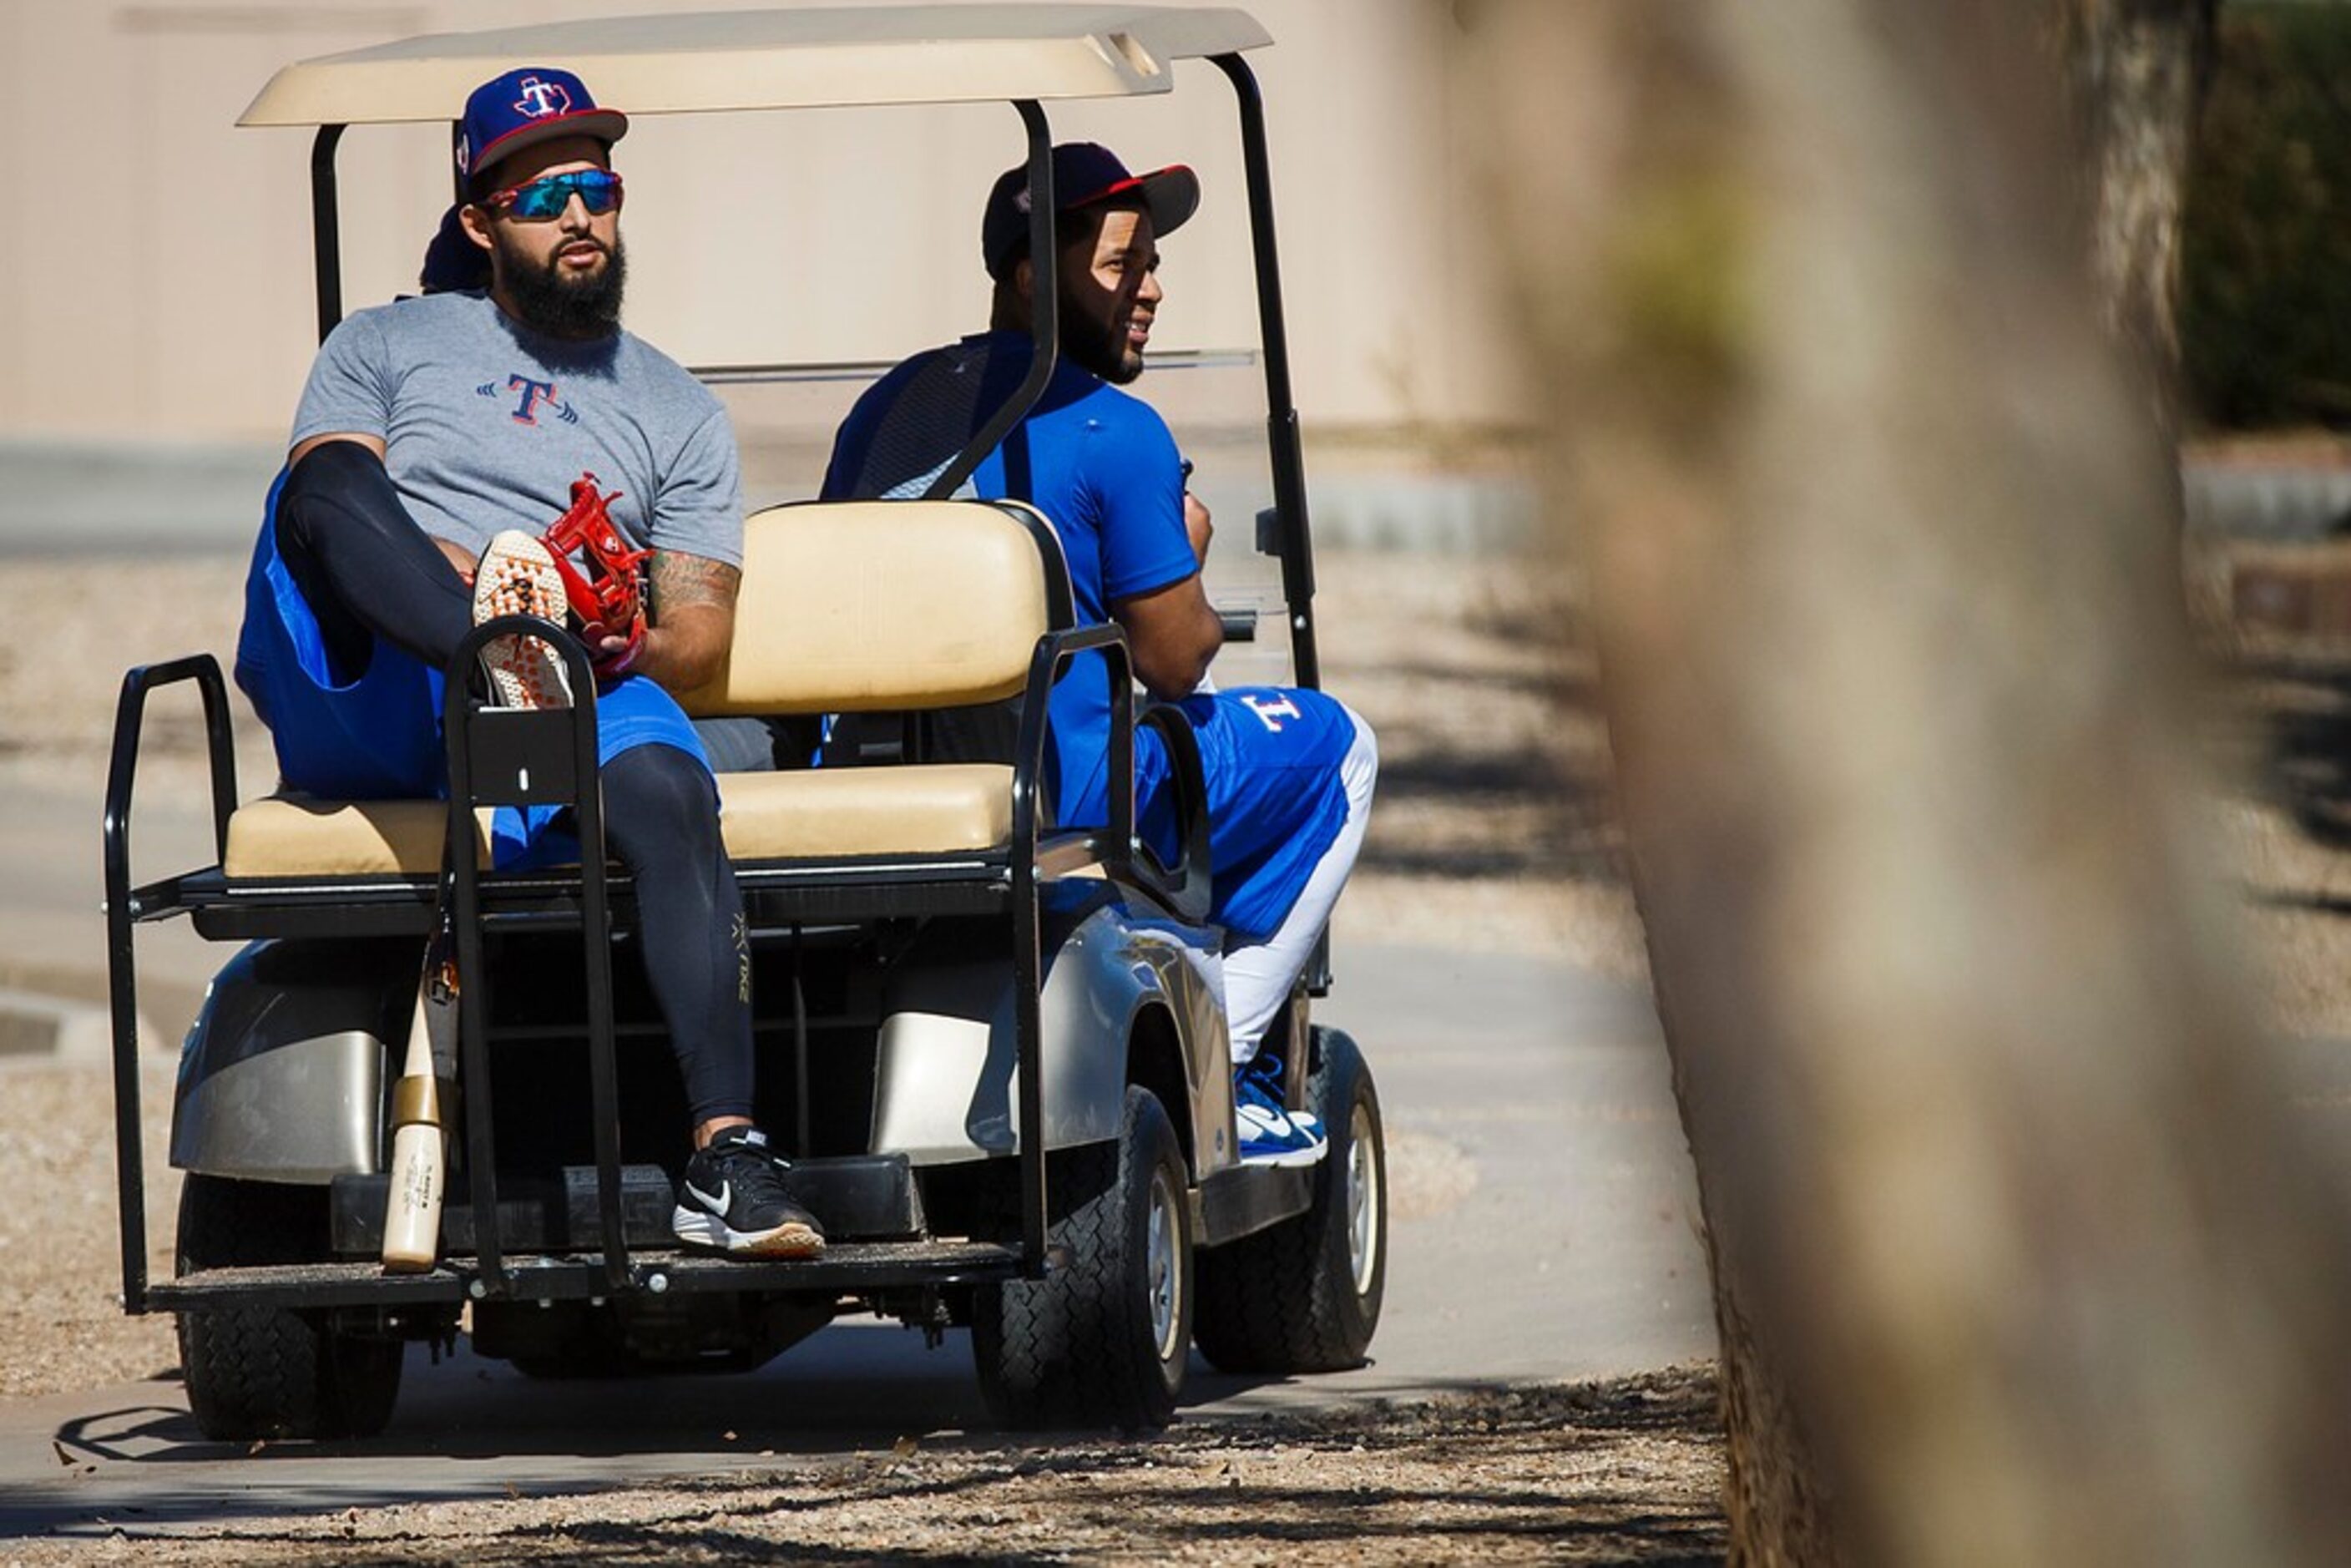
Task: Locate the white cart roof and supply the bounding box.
[238,5,1272,127]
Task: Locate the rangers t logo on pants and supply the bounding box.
[1240,693,1302,732]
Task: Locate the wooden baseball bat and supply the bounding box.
[382,886,458,1273]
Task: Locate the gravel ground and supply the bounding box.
[5,1369,1727,1565]
[0,1060,181,1404]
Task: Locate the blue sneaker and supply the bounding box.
[1239,1050,1322,1137]
[1235,1057,1327,1167]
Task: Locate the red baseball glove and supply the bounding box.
[540,473,652,676]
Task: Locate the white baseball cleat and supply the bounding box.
[471,531,573,710]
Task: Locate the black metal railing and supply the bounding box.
[103,654,240,1313]
[441,619,627,1296]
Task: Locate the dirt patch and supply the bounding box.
[0,559,274,805]
[0,1060,182,1404]
[1316,549,1643,974]
[8,1368,1727,1565]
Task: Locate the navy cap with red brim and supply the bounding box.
[983,142,1200,279]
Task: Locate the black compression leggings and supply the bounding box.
[602,745,756,1125]
[275,443,756,1126]
[275,441,475,680]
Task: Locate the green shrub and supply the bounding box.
[2183,4,2351,427]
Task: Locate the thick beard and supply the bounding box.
[1058,287,1143,384]
[498,230,626,340]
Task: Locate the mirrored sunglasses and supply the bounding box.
[484,168,624,221]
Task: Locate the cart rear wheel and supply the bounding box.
[1194,1026,1387,1373]
[972,1085,1192,1430]
[175,1175,403,1441]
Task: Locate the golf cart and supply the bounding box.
[102,5,1384,1439]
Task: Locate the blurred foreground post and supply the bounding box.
[1457,2,2351,1562]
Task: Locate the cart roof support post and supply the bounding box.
[311,124,345,346]
[1211,52,1317,691]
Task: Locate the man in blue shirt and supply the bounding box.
[824,144,1378,1166]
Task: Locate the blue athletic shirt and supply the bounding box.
[822,332,1199,825]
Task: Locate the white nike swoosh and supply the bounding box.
[685,1178,731,1213]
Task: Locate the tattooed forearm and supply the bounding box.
[648,552,741,619]
[633,551,740,692]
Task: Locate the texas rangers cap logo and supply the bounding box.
[513,76,572,119]
[456,66,629,180]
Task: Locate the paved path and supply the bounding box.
[0,781,1713,1536]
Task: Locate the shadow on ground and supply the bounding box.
[1359,743,1620,881]
[23,1368,1726,1564]
[2263,677,2351,851]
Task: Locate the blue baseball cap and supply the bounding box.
[981,143,1199,280]
[457,67,628,187]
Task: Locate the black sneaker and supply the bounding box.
[671,1127,826,1259]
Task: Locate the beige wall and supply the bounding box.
[0,0,1519,447]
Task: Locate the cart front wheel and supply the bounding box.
[1194,1026,1388,1373]
[973,1085,1193,1430]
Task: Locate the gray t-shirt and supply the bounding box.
[291,291,741,566]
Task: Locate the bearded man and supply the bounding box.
[235,67,822,1258]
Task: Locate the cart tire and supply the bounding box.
[1194,1027,1387,1374]
[972,1085,1193,1430]
[175,1175,403,1440]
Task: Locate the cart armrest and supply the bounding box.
[104,654,240,903]
[1010,621,1136,890]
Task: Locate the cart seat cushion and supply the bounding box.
[676,499,1057,718]
[716,764,1014,857]
[225,797,493,878]
[222,764,1018,879]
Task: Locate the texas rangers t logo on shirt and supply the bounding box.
[508,376,559,424]
[513,77,572,118]
[478,375,578,426]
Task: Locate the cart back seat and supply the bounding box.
[219,498,1066,881]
